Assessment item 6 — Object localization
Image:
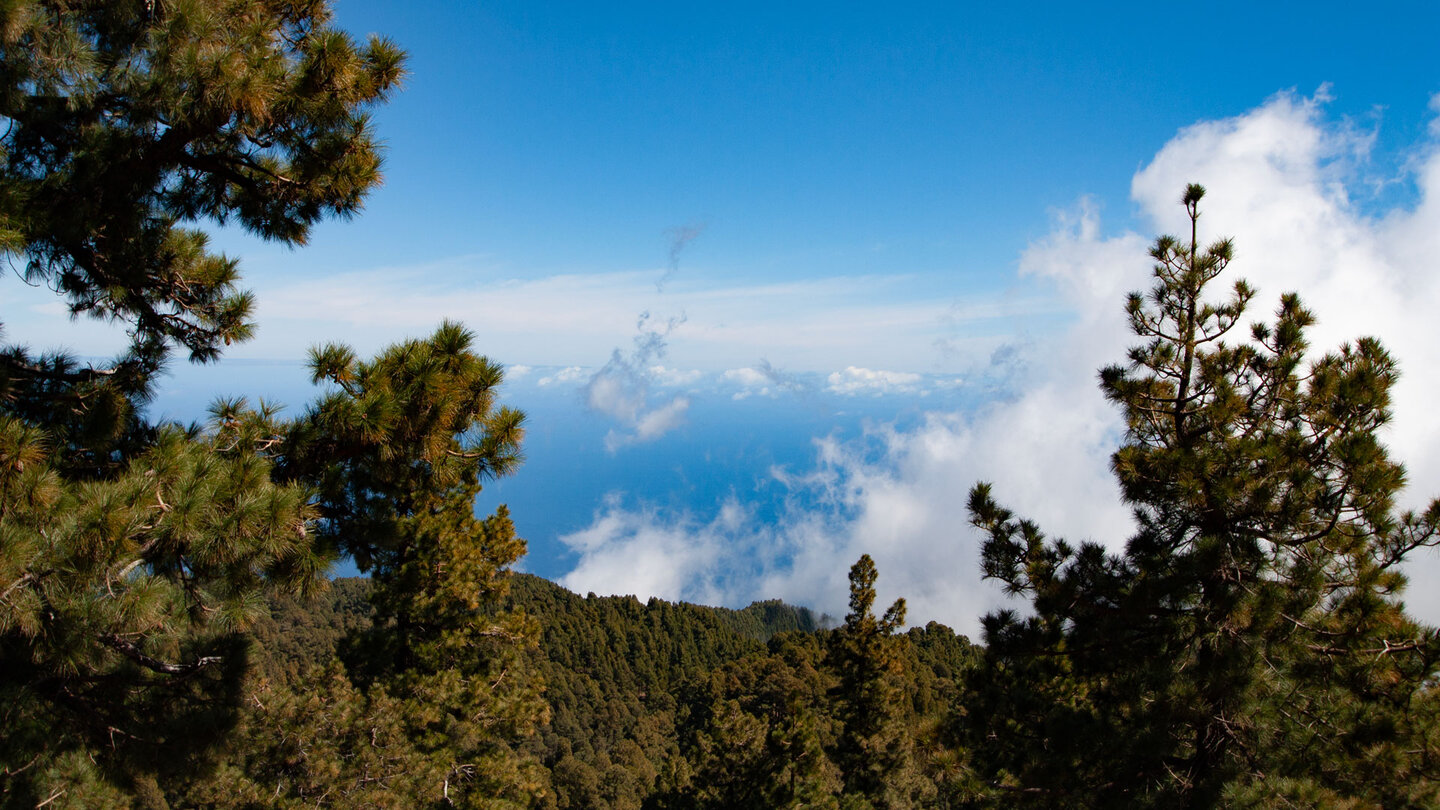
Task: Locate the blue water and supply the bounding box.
[147,360,986,583]
[477,381,988,579]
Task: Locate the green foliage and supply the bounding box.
[222,571,976,810]
[19,4,1426,806]
[285,322,524,573]
[509,575,795,809]
[0,406,323,804]
[143,328,546,808]
[286,324,532,710]
[0,1,406,801]
[245,575,373,686]
[248,326,548,808]
[0,0,403,471]
[827,555,930,809]
[959,184,1440,808]
[666,631,842,809]
[656,557,975,809]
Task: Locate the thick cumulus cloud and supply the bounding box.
[559,496,747,606]
[559,91,1440,635]
[560,496,729,604]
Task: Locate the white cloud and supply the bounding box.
[558,90,1440,634]
[558,495,734,605]
[721,366,778,399]
[722,367,770,387]
[826,366,923,396]
[649,365,704,386]
[559,406,1118,636]
[191,265,1048,374]
[635,396,690,440]
[30,301,69,317]
[2,282,134,358]
[586,355,646,422]
[719,361,819,400]
[605,395,691,451]
[4,224,1052,382]
[584,313,692,449]
[537,366,586,386]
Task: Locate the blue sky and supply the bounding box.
[11,1,1440,635]
[303,0,1438,282]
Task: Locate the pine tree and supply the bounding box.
[828,555,926,809]
[275,322,549,807]
[959,185,1440,807]
[667,632,842,809]
[0,408,321,803]
[0,1,403,802]
[0,0,404,471]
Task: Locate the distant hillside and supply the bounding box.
[250,574,824,673]
[497,574,831,803]
[250,572,974,808]
[511,571,827,645]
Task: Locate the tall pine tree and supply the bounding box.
[274,322,548,807]
[829,555,926,809]
[959,185,1440,807]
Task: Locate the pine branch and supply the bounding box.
[96,633,223,675]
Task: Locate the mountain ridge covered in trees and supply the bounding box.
[232,570,976,809]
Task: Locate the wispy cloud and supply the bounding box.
[657,223,706,292]
[627,396,691,445]
[585,312,692,450]
[755,358,816,395]
[721,359,818,400]
[198,268,1052,374]
[649,365,704,387]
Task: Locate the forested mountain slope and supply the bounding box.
[244,573,976,809]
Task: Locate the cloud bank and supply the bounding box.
[559,90,1440,636]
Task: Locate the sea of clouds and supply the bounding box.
[555,91,1440,637]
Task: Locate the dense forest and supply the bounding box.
[2,2,1439,808]
[214,571,975,808]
